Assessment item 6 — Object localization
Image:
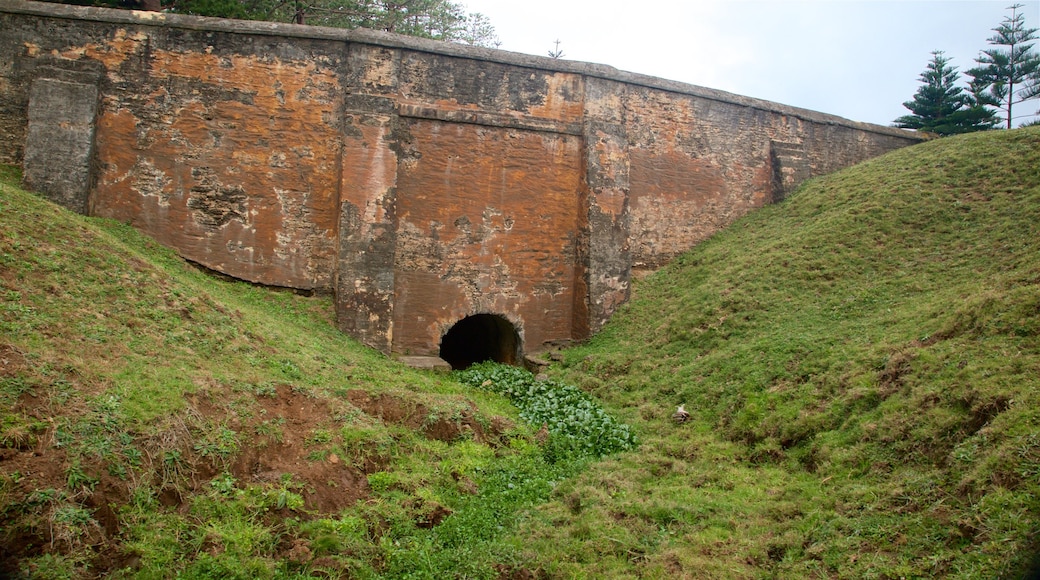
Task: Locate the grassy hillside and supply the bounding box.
[0,164,632,578]
[1,127,1038,579]
[513,127,1040,578]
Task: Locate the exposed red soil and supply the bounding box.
[344,388,512,446]
[0,343,28,376]
[0,356,513,577]
[229,384,372,513]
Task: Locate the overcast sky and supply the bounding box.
[461,0,1040,127]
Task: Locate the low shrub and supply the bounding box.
[456,362,637,462]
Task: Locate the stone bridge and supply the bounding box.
[0,0,923,367]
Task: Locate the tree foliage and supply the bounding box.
[49,0,500,47]
[897,4,1040,132]
[894,51,998,135]
[966,3,1040,128]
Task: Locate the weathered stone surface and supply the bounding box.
[394,356,452,372]
[88,39,342,290]
[392,119,583,355]
[624,89,776,272]
[582,78,631,334]
[335,94,399,353]
[22,61,103,214]
[0,0,925,359]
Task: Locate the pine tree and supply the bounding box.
[894,51,997,135]
[967,3,1040,129]
[1022,60,1040,125]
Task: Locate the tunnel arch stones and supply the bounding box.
[438,313,523,370]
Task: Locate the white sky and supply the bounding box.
[461,0,1040,127]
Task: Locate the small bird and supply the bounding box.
[534,423,550,444]
[673,404,690,423]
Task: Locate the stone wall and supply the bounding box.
[0,0,923,359]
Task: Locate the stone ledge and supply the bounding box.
[394,356,452,372]
[397,103,583,135]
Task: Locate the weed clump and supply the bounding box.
[457,362,637,462]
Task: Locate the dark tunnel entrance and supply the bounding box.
[438,314,522,370]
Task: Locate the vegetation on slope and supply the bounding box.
[1,127,1038,579]
[506,127,1040,578]
[0,164,629,578]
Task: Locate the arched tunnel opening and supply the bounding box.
[438,314,522,371]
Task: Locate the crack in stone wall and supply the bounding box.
[186,166,248,228]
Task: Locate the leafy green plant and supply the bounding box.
[52,505,95,537]
[0,376,35,403]
[254,418,285,444]
[306,427,333,446]
[18,553,81,580]
[64,460,98,493]
[193,425,240,459]
[456,362,637,461]
[209,472,237,496]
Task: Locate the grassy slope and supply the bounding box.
[0,127,1037,579]
[0,163,570,579]
[511,127,1040,578]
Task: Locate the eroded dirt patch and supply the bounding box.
[0,342,29,377]
[0,381,378,574]
[0,376,517,576]
[229,384,371,513]
[345,388,511,445]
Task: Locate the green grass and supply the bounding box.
[2,128,1039,578]
[513,127,1040,578]
[0,162,621,578]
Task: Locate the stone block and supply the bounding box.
[23,77,99,214]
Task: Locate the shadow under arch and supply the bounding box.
[438,313,522,370]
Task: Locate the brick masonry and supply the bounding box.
[0,0,924,359]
